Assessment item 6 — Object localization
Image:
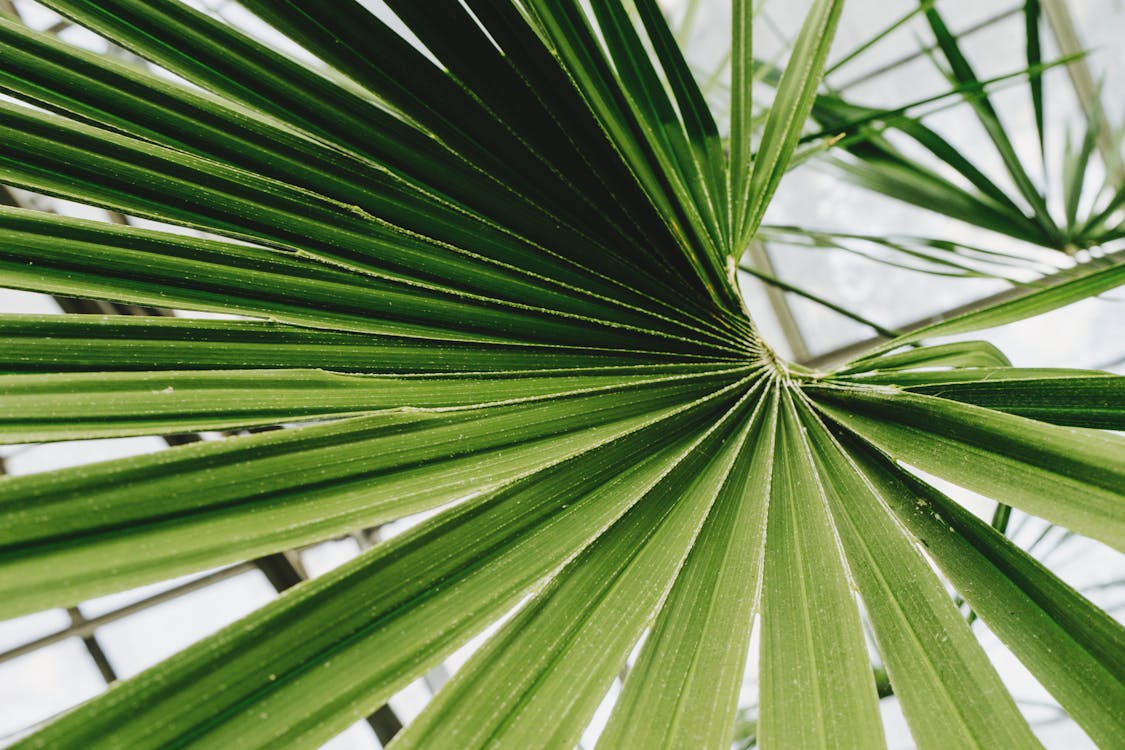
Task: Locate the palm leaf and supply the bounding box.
[796,1,1124,258]
[1,2,1122,749]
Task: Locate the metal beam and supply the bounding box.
[835,4,1023,91]
[0,564,259,666]
[0,431,119,686]
[66,607,120,684]
[1042,0,1123,183]
[744,241,811,361]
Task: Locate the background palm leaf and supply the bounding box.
[766,0,1124,264]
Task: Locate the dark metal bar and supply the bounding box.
[0,564,258,666]
[66,607,119,684]
[1,180,407,743]
[0,421,118,683]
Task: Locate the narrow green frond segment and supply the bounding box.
[1063,98,1102,231]
[834,341,1011,376]
[741,0,845,246]
[810,385,1125,551]
[884,370,1124,429]
[0,315,732,374]
[729,0,753,246]
[760,224,1061,281]
[1024,0,1045,157]
[800,409,1042,749]
[597,390,777,750]
[827,152,1047,246]
[840,113,1033,225]
[0,366,746,443]
[859,257,1125,358]
[842,442,1125,749]
[0,372,749,615]
[393,380,764,750]
[11,379,749,750]
[587,0,726,267]
[633,0,728,245]
[757,389,885,750]
[0,206,730,350]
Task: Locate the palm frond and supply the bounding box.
[0,2,1122,749]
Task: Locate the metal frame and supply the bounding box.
[1043,0,1123,183]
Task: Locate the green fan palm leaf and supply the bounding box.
[0,1,1122,749]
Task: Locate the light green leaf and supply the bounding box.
[392,381,765,750]
[857,257,1125,358]
[0,2,1121,748]
[833,340,1012,376]
[0,366,747,443]
[729,0,753,247]
[887,370,1124,429]
[843,440,1125,748]
[0,315,727,374]
[810,384,1125,551]
[756,389,884,749]
[741,0,845,245]
[0,372,749,615]
[801,408,1042,749]
[596,389,777,750]
[11,377,753,750]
